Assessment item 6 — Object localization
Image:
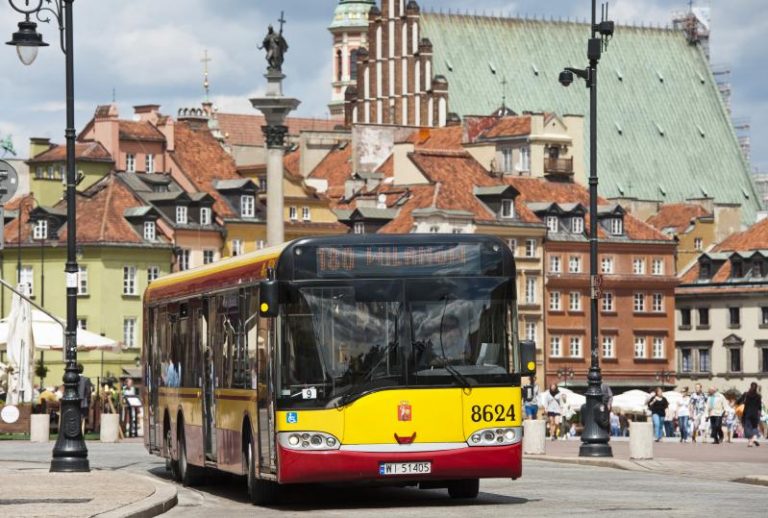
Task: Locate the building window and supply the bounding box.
[525,321,536,343]
[634,337,646,358]
[176,206,188,225]
[569,292,582,312]
[761,347,768,373]
[123,318,137,348]
[569,256,581,273]
[602,336,615,359]
[145,154,154,174]
[336,49,343,82]
[652,293,664,312]
[501,148,513,172]
[694,237,703,251]
[301,206,311,222]
[679,346,712,374]
[231,240,244,257]
[572,217,584,234]
[731,260,744,278]
[550,336,562,358]
[549,255,561,273]
[761,307,768,326]
[147,266,159,283]
[549,291,562,311]
[525,239,537,258]
[728,307,741,327]
[19,265,33,296]
[289,206,298,221]
[546,216,559,233]
[698,307,710,327]
[429,226,440,233]
[652,258,664,276]
[633,293,645,312]
[602,292,614,312]
[143,221,156,241]
[353,222,365,235]
[652,337,665,359]
[681,348,693,373]
[240,195,256,219]
[601,256,614,274]
[699,262,711,279]
[203,250,215,265]
[178,249,191,271]
[754,260,765,278]
[728,347,742,373]
[507,239,517,256]
[123,266,137,295]
[350,48,359,80]
[33,220,48,240]
[525,277,536,304]
[609,217,623,235]
[633,258,645,275]
[77,318,87,331]
[500,199,514,219]
[680,308,691,328]
[126,153,135,173]
[518,145,530,172]
[200,207,212,226]
[569,336,582,358]
[77,266,88,295]
[259,178,267,192]
[700,348,711,372]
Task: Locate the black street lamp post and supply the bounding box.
[6,0,89,472]
[557,367,575,389]
[559,1,614,458]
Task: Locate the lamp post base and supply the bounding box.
[578,442,613,458]
[50,393,90,472]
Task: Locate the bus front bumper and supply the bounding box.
[277,442,522,484]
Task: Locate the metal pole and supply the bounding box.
[51,0,89,472]
[579,0,612,457]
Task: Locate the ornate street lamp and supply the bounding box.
[655,370,675,386]
[558,1,614,458]
[6,0,89,472]
[557,367,575,388]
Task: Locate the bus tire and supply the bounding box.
[447,479,480,499]
[177,425,205,487]
[166,427,180,482]
[246,439,280,505]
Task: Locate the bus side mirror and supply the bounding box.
[520,340,536,376]
[259,280,279,318]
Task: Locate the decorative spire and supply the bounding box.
[201,49,212,101]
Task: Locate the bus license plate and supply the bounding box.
[379,462,432,476]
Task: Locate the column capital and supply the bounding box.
[261,125,289,149]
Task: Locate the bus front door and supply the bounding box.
[200,305,217,461]
[147,308,161,452]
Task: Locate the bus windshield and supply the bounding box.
[277,277,516,409]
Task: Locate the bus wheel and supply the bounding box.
[447,479,480,499]
[246,440,280,505]
[166,428,180,482]
[178,426,204,487]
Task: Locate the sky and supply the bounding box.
[0,0,765,171]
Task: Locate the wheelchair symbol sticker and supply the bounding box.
[286,412,298,424]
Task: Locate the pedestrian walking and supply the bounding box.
[524,375,540,420]
[76,363,93,433]
[542,383,565,440]
[676,387,691,442]
[647,387,669,442]
[689,383,707,443]
[724,398,737,443]
[610,411,621,437]
[706,387,726,444]
[737,382,762,447]
[664,403,675,438]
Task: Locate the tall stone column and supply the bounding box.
[251,71,300,246]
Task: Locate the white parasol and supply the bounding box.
[612,389,652,415]
[0,309,119,352]
[5,292,35,404]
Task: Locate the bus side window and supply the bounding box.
[245,288,260,389]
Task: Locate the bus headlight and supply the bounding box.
[466,427,522,447]
[278,432,341,451]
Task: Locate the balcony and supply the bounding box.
[544,157,574,179]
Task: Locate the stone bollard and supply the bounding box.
[629,421,653,460]
[523,419,546,455]
[29,414,51,443]
[100,413,120,443]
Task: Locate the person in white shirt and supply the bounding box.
[676,387,691,442]
[542,384,566,441]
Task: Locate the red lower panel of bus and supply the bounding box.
[277,443,522,484]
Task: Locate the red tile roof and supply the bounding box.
[27,142,114,163]
[308,145,353,202]
[646,203,711,234]
[119,120,166,142]
[480,115,532,139]
[216,113,339,147]
[283,149,302,180]
[3,194,36,243]
[405,126,464,150]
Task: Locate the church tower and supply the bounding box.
[328,0,375,119]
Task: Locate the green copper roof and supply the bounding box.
[330,0,375,29]
[421,13,761,224]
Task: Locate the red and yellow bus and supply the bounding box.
[143,234,535,504]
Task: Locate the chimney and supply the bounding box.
[93,105,120,158]
[29,137,52,159]
[134,104,161,123]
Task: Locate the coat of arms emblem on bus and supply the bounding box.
[398,401,412,422]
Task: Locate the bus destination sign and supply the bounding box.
[315,243,483,277]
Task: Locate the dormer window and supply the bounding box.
[699,261,711,279]
[753,259,765,278]
[241,195,256,218]
[176,206,188,225]
[200,207,212,226]
[572,216,584,234]
[546,216,559,233]
[731,260,744,278]
[143,221,156,241]
[500,199,515,219]
[353,222,365,235]
[609,217,623,235]
[33,220,48,240]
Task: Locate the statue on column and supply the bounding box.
[260,15,288,72]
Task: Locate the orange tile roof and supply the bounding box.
[216,113,339,147]
[308,145,353,203]
[480,115,532,139]
[283,149,303,181]
[170,122,239,218]
[119,120,165,142]
[646,203,711,234]
[379,185,437,233]
[714,217,768,252]
[27,142,114,164]
[3,194,36,243]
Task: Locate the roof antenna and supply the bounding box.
[201,49,212,102]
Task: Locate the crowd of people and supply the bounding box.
[524,376,766,446]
